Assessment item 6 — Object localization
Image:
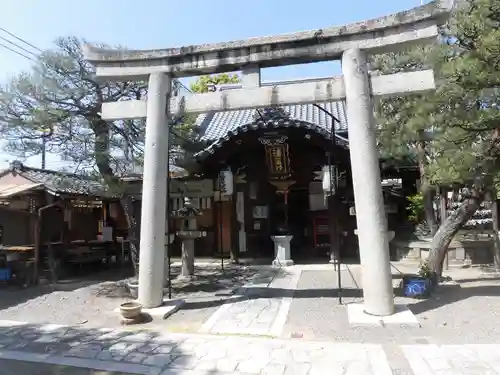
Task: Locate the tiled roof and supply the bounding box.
[195,118,349,160]
[195,101,348,141]
[9,162,106,196]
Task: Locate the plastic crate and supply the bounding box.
[403,277,430,298]
[0,268,11,281]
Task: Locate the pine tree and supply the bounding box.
[375,0,500,276]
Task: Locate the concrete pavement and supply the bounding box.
[2,320,500,374]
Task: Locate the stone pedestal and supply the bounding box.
[271,235,294,267]
[176,225,207,281]
[181,239,195,278]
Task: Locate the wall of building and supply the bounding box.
[0,207,33,245]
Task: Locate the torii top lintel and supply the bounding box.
[83,0,453,80]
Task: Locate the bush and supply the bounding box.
[407,193,424,223]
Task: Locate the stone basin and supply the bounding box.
[119,301,142,319]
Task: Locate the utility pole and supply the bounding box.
[41,136,47,169]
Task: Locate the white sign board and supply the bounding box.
[170,179,213,197]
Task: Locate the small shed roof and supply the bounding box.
[0,162,106,197]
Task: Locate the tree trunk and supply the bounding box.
[120,195,140,276]
[427,190,483,279]
[91,118,142,276]
[416,138,438,235]
[423,187,439,236]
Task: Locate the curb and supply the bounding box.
[0,349,161,375]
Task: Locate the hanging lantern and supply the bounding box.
[321,165,336,195]
[219,168,234,196]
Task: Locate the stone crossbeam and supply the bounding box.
[83,0,452,80]
[101,70,435,120]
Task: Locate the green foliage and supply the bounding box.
[374,0,500,188]
[189,73,240,93]
[0,37,241,187]
[0,36,147,193]
[407,193,425,223]
[171,74,241,173]
[417,260,433,279]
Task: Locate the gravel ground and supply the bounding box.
[0,359,134,375]
[282,263,500,344]
[4,258,498,346]
[0,263,273,332]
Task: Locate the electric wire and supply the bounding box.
[0,34,38,58]
[0,27,41,63]
[0,27,43,52]
[0,42,37,62]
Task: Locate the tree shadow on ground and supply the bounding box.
[181,295,247,310]
[0,266,134,310]
[169,265,276,296]
[408,284,500,315]
[1,262,282,315]
[92,264,281,304]
[0,321,197,374]
[230,286,409,300]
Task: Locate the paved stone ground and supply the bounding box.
[0,320,394,375]
[0,358,134,375]
[402,345,500,375]
[3,321,500,374]
[199,267,299,336]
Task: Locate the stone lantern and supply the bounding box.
[172,197,206,280]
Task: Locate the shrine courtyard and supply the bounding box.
[0,260,499,374]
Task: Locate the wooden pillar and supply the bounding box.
[230,173,239,263]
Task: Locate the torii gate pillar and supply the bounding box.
[137,73,171,308]
[343,49,394,316]
[83,0,453,313]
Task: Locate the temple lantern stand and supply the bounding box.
[270,180,295,267]
[172,197,206,280]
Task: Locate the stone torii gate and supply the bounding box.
[83,0,452,315]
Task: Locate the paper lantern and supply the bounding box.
[321,165,336,194]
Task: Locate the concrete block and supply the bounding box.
[347,303,420,327]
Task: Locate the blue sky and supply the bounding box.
[0,0,425,171]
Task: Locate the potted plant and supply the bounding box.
[401,260,434,298]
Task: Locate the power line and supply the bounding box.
[176,80,193,94]
[0,42,37,62]
[0,34,38,58]
[0,27,45,167]
[0,27,41,63]
[0,27,43,52]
